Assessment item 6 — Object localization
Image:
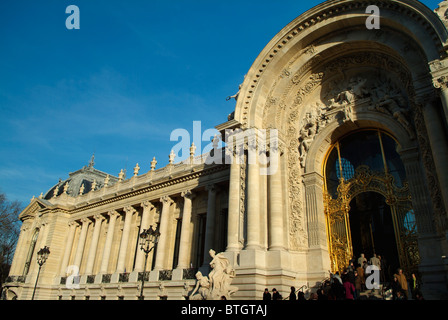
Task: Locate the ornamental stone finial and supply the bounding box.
[169,150,176,164]
[63,182,69,194]
[134,163,140,176]
[104,175,110,187]
[91,179,97,191]
[118,169,124,182]
[190,142,196,157]
[150,157,157,171]
[79,184,85,196]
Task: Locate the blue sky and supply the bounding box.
[0,0,441,205]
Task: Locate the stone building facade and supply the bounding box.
[5,0,448,300]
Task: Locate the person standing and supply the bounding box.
[395,268,409,300]
[272,288,282,300]
[263,288,271,301]
[388,275,402,300]
[356,264,365,291]
[410,273,421,300]
[358,253,367,268]
[343,275,355,300]
[354,270,362,300]
[289,287,297,301]
[370,254,381,269]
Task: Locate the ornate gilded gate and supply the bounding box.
[323,130,421,276]
[324,165,420,275]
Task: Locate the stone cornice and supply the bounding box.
[67,164,228,215]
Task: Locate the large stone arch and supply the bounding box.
[234,0,448,129]
[224,0,448,297]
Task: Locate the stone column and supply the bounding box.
[134,201,155,272]
[226,151,241,252]
[176,190,195,269]
[400,147,448,298]
[154,196,174,270]
[59,221,77,275]
[203,185,218,265]
[73,218,91,271]
[116,206,135,273]
[85,214,104,275]
[99,211,118,274]
[303,172,331,279]
[246,142,261,250]
[422,100,448,215]
[431,75,448,126]
[268,154,285,250]
[9,225,29,275]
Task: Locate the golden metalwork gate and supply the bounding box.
[324,164,420,275]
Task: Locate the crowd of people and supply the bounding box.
[262,253,424,301]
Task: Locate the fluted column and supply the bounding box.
[116,206,135,273]
[60,221,77,275]
[226,151,241,252]
[268,153,285,250]
[85,214,104,275]
[203,185,218,265]
[99,211,118,274]
[134,201,155,272]
[246,142,261,250]
[73,218,91,270]
[176,190,195,269]
[154,196,174,270]
[422,100,448,215]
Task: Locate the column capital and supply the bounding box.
[302,172,324,186]
[432,75,448,90]
[68,220,78,228]
[205,184,219,194]
[160,195,174,205]
[429,58,448,90]
[124,206,136,215]
[141,200,154,210]
[93,214,105,222]
[107,210,119,217]
[80,217,91,225]
[181,190,195,200]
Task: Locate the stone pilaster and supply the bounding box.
[85,214,104,275]
[116,206,135,273]
[134,201,155,272]
[59,221,77,275]
[203,185,218,266]
[99,211,118,274]
[73,218,91,272]
[176,190,195,269]
[153,196,174,270]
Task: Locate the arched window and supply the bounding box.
[22,229,39,276]
[404,210,417,233]
[324,130,406,198]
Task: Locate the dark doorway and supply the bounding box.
[349,192,399,281]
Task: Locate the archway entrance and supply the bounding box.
[349,192,399,281]
[323,129,420,276]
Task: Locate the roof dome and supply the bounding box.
[43,156,118,200]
